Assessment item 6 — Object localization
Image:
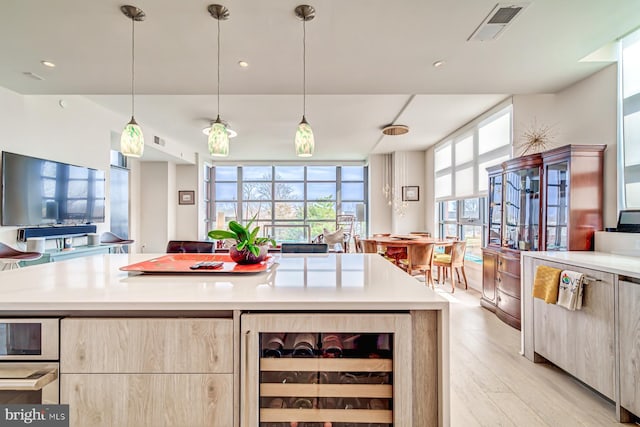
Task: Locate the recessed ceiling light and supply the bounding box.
[202,123,237,138]
[432,60,445,68]
[238,60,249,68]
[41,60,56,68]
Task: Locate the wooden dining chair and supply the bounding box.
[433,240,468,293]
[361,239,379,254]
[399,243,435,288]
[352,235,363,253]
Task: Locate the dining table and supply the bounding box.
[363,235,454,269]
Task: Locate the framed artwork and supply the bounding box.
[178,190,195,205]
[402,186,419,202]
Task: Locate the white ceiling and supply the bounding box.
[1,0,638,162]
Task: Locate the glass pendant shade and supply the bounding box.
[295,116,314,157]
[208,118,230,157]
[120,117,144,158]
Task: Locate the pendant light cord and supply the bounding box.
[131,17,135,117]
[302,18,306,117]
[217,16,221,117]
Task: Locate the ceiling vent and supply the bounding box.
[468,3,529,42]
[153,136,166,147]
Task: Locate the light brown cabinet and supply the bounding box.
[482,144,605,329]
[60,318,234,427]
[619,279,640,418]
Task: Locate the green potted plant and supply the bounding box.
[208,218,276,264]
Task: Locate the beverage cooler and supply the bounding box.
[241,314,412,427]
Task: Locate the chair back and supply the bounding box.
[361,239,378,254]
[352,235,363,253]
[281,243,329,253]
[450,241,467,267]
[409,243,435,270]
[166,240,214,253]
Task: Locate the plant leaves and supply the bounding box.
[208,230,237,240]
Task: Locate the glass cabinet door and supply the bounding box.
[488,174,503,246]
[241,314,412,427]
[545,161,569,250]
[502,167,540,250]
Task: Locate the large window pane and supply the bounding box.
[341,182,364,200]
[455,167,474,197]
[461,199,480,220]
[275,182,304,200]
[435,143,452,171]
[308,183,336,200]
[479,113,510,155]
[443,201,457,221]
[455,135,474,165]
[274,202,304,219]
[342,166,364,181]
[243,182,272,200]
[275,166,304,181]
[435,174,451,199]
[215,183,237,200]
[623,36,640,98]
[215,166,237,181]
[307,166,336,180]
[307,201,336,220]
[215,203,237,221]
[242,202,272,220]
[623,110,640,167]
[243,166,272,181]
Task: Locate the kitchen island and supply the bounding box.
[0,252,449,427]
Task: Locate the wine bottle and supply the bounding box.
[321,333,343,358]
[263,333,286,358]
[292,333,316,357]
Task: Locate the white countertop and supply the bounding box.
[0,253,448,312]
[521,251,640,279]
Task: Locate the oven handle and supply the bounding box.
[0,367,58,391]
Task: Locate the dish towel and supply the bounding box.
[532,265,562,303]
[557,270,585,311]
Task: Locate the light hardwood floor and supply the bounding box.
[429,284,639,427]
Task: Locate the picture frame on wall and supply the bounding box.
[402,186,419,202]
[178,190,195,205]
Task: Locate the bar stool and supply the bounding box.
[0,242,43,270]
[100,232,134,254]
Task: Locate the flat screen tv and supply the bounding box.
[1,151,106,226]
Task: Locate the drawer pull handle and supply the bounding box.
[583,276,601,283]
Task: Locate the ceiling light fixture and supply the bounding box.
[238,60,249,68]
[432,60,445,68]
[41,60,56,68]
[207,4,230,157]
[294,5,315,158]
[120,5,145,158]
[382,124,410,136]
[202,120,237,138]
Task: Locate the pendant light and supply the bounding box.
[294,5,315,157]
[120,5,145,158]
[208,4,230,157]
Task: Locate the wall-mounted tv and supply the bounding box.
[1,152,106,226]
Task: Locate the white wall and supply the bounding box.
[424,147,437,236]
[368,154,392,234]
[513,64,618,227]
[176,164,198,240]
[391,151,426,234]
[140,162,171,253]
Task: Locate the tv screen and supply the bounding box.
[1,152,106,226]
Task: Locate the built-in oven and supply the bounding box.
[0,318,59,404]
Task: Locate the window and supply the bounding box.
[205,165,368,243]
[435,102,512,252]
[620,29,640,208]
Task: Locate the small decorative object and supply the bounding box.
[208,217,276,264]
[402,186,419,202]
[178,190,195,205]
[519,119,557,156]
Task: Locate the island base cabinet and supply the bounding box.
[61,373,233,427]
[241,313,421,426]
[619,280,640,419]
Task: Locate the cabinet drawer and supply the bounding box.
[61,318,233,373]
[497,254,520,277]
[618,280,640,415]
[61,373,233,427]
[496,289,520,321]
[497,271,520,298]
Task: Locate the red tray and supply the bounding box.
[120,253,276,274]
